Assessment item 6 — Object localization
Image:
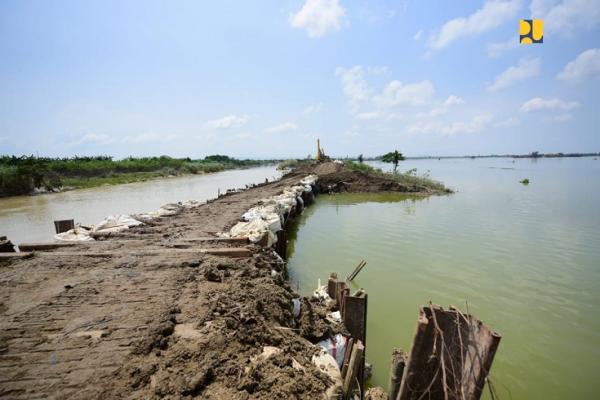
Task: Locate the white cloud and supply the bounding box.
[520,97,579,112]
[266,122,298,133]
[72,133,115,146]
[417,95,465,117]
[530,0,600,36]
[430,0,521,48]
[375,80,434,107]
[335,66,371,110]
[487,57,540,92]
[205,114,249,129]
[289,0,347,38]
[408,114,492,135]
[487,37,519,58]
[442,114,493,135]
[303,102,324,114]
[413,30,423,41]
[443,95,465,107]
[557,48,600,82]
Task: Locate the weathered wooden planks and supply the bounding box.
[398,304,501,400]
[18,242,79,251]
[32,247,253,258]
[342,340,364,400]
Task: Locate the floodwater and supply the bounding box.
[286,157,600,399]
[0,166,280,244]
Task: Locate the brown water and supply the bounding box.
[0,166,280,244]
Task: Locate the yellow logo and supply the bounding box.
[520,19,543,44]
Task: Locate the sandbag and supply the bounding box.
[54,227,94,242]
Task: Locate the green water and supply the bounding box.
[286,157,600,399]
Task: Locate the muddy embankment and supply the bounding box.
[0,162,446,399]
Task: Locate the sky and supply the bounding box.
[0,0,599,158]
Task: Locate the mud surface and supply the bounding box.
[302,161,448,194]
[0,162,437,399]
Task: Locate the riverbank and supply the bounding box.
[0,162,449,399]
[0,155,276,197]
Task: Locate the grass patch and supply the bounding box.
[345,160,450,193]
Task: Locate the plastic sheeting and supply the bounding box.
[317,334,349,368]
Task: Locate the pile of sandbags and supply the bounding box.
[53,199,199,242]
[222,175,318,247]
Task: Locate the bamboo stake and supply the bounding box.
[347,260,367,281]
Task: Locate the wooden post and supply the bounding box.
[18,242,78,251]
[341,338,354,378]
[398,304,501,400]
[388,349,407,400]
[54,219,74,234]
[343,340,364,400]
[328,273,338,299]
[343,292,368,399]
[335,281,348,310]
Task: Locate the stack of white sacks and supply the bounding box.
[221,175,318,247]
[53,201,202,242]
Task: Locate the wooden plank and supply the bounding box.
[327,273,338,299]
[334,281,347,310]
[54,219,75,234]
[342,340,364,400]
[343,293,368,344]
[388,348,407,400]
[182,237,249,244]
[340,338,354,379]
[18,242,78,251]
[35,247,253,258]
[343,293,368,399]
[0,252,34,260]
[398,304,501,400]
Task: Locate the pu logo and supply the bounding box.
[520,19,543,44]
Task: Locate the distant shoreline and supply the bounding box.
[362,152,600,161]
[0,155,278,198]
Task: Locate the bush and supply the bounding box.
[0,155,272,196]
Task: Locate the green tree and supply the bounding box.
[381,150,405,173]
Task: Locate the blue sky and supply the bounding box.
[0,0,598,158]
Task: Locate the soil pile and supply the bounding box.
[296,161,450,194]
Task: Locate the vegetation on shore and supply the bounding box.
[0,155,273,197]
[345,160,450,193]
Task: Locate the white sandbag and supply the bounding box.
[313,279,333,303]
[54,227,94,242]
[182,200,202,208]
[327,311,342,323]
[228,219,277,247]
[312,350,343,399]
[292,298,301,318]
[317,334,349,368]
[157,203,183,216]
[300,174,318,186]
[93,215,142,233]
